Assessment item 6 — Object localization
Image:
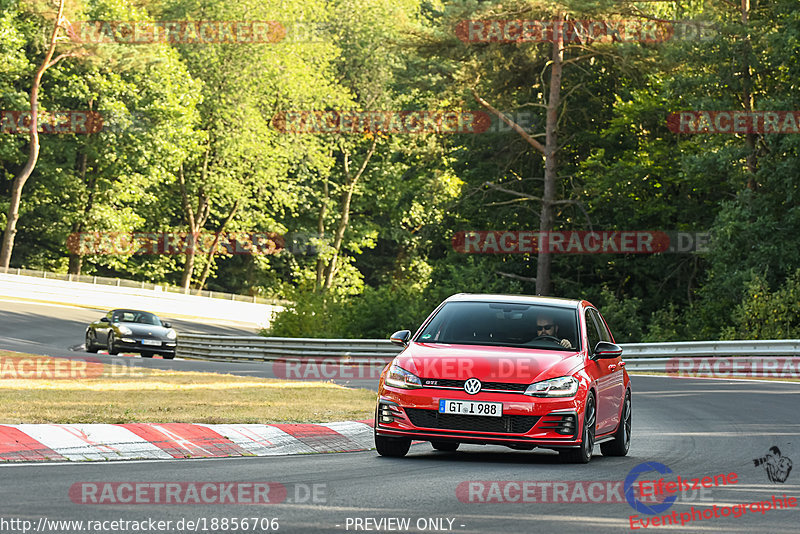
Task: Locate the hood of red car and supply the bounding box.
[394,342,583,384]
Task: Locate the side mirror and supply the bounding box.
[390,330,412,347]
[593,341,623,359]
[162,321,171,328]
[100,317,109,323]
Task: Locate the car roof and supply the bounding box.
[109,309,158,315]
[444,293,585,309]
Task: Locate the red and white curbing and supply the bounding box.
[0,420,375,462]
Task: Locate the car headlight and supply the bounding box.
[118,325,132,335]
[524,376,579,397]
[166,329,177,340]
[385,362,423,389]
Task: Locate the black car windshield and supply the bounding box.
[112,310,162,326]
[416,301,580,351]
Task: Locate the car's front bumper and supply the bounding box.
[116,338,176,355]
[375,386,586,449]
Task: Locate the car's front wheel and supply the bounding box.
[559,392,596,464]
[431,441,459,452]
[140,352,154,358]
[375,434,411,457]
[85,331,98,353]
[601,391,631,457]
[107,332,120,355]
[162,353,175,360]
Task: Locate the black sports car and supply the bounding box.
[85,309,177,359]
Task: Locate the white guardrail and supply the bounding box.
[176,336,800,375]
[0,271,284,327]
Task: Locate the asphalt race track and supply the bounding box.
[1,300,799,533]
[0,299,380,389]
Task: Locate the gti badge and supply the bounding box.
[464,378,482,395]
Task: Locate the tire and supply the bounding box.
[107,332,120,355]
[85,331,98,353]
[162,353,175,360]
[375,434,411,457]
[140,352,154,358]
[601,391,631,457]
[559,392,596,464]
[431,441,459,452]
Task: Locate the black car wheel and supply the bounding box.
[559,392,596,464]
[85,331,98,353]
[374,409,411,458]
[431,441,459,452]
[162,353,175,360]
[140,352,154,358]
[107,332,120,355]
[375,433,411,457]
[601,391,631,457]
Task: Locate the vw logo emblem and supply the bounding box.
[464,378,482,395]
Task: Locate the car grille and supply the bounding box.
[421,378,529,393]
[405,408,539,434]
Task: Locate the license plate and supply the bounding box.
[439,399,503,417]
[141,339,161,346]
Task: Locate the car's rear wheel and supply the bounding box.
[140,352,154,358]
[601,391,631,457]
[162,353,175,360]
[559,392,596,464]
[431,441,459,452]
[107,332,120,355]
[85,331,98,353]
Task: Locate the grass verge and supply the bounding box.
[0,350,376,424]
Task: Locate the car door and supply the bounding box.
[95,311,113,345]
[589,308,623,434]
[584,308,615,434]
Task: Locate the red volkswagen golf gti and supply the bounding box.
[375,294,631,463]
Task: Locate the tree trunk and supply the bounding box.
[178,159,210,293]
[68,100,96,276]
[535,15,564,296]
[740,0,758,188]
[315,177,329,291]
[322,138,377,290]
[195,199,239,293]
[1,0,68,271]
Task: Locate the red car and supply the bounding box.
[374,294,631,463]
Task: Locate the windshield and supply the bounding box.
[112,310,162,326]
[416,301,580,351]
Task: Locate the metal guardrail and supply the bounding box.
[177,336,800,374]
[178,335,403,363]
[5,267,287,305]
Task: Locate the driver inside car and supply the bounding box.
[536,314,573,349]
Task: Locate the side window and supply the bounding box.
[590,309,613,342]
[585,310,601,353]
